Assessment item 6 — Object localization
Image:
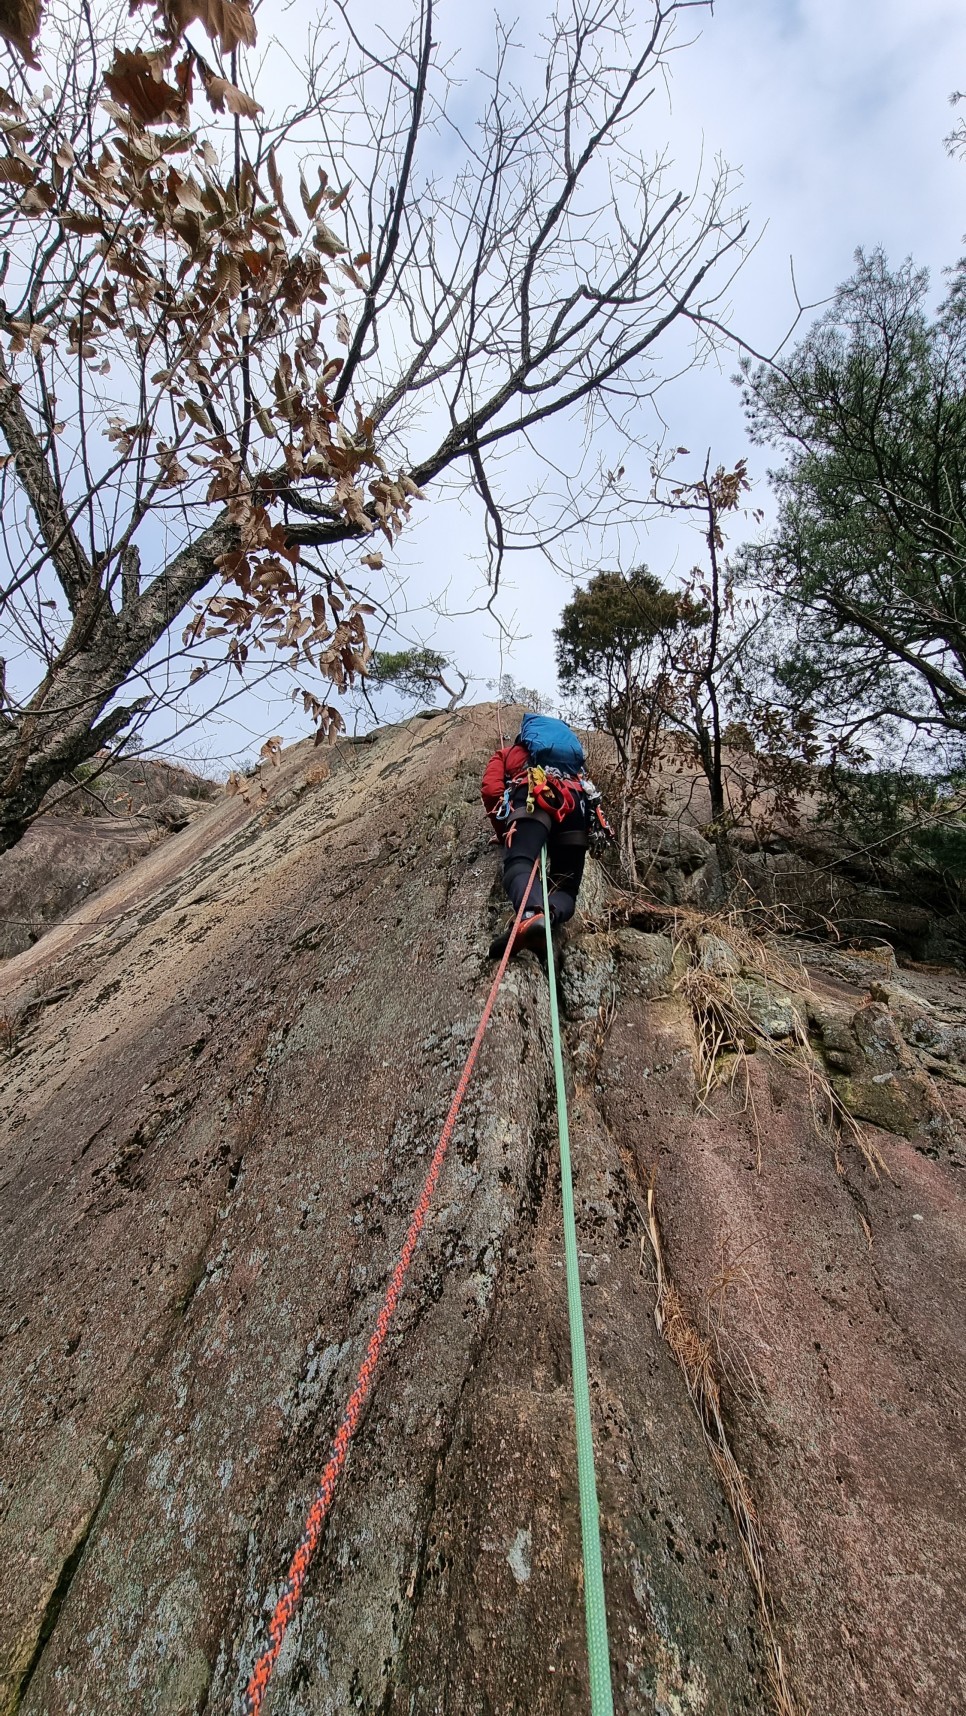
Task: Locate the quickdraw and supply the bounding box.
[589,802,617,849]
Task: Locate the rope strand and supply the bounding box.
[540,847,615,1714]
[243,857,540,1714]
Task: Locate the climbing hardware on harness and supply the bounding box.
[524,764,579,820]
[540,846,615,1715]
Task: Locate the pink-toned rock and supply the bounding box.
[0,707,962,1716]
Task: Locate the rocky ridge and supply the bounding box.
[0,757,217,961]
[0,704,963,1715]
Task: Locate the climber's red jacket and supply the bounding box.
[480,742,529,831]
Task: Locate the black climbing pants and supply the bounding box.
[501,785,588,924]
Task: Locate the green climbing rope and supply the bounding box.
[540,848,615,1716]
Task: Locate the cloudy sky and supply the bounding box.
[169,0,966,765]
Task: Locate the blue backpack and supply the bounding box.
[519,712,585,776]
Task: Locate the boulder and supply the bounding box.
[732,975,802,1040]
[697,932,740,975]
[632,814,725,907]
[0,759,215,959]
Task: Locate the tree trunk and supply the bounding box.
[692,697,735,894]
[0,520,238,852]
[617,701,638,886]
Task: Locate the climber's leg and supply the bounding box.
[487,798,552,959]
[546,805,589,924]
[501,800,550,916]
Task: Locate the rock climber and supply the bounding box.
[481,712,611,959]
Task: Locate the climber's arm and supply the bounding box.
[481,748,510,833]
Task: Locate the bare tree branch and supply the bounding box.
[0,0,748,851]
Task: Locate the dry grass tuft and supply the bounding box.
[644,1185,800,1716]
[704,1239,769,1407]
[0,1013,21,1055]
[645,904,887,1181]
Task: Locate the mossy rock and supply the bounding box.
[833,1072,929,1139]
[611,929,674,997]
[733,976,802,1040]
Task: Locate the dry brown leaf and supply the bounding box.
[0,154,35,186]
[105,50,189,127]
[20,180,53,213]
[267,146,299,238]
[155,445,189,486]
[172,172,206,213]
[167,0,256,54]
[336,307,350,345]
[0,0,41,65]
[312,219,345,257]
[202,75,261,119]
[181,398,211,428]
[299,166,328,219]
[338,260,367,292]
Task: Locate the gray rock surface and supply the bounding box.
[731,976,802,1040]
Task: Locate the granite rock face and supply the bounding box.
[0,705,964,1716]
[0,758,215,959]
[626,767,961,962]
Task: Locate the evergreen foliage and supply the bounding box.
[555,567,690,731]
[824,767,966,882]
[555,566,695,875]
[367,649,466,709]
[740,247,966,762]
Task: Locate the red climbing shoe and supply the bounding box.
[517,909,547,949]
[488,909,547,960]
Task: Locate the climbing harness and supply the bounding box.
[496,767,580,824]
[498,763,585,822]
[539,847,615,1716]
[243,858,541,1716]
[525,764,580,820]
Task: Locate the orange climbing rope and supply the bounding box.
[243,857,539,1714]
